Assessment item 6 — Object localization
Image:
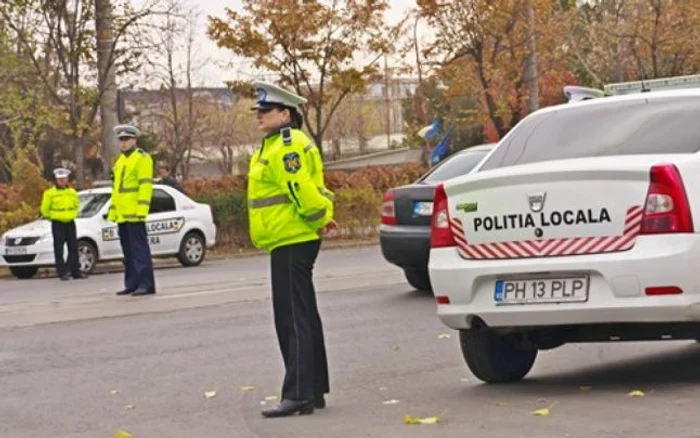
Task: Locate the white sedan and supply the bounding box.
[428,88,700,383]
[0,185,216,279]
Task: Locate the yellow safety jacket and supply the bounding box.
[108,148,154,223]
[247,127,335,252]
[40,186,79,222]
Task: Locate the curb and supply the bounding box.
[0,239,379,280]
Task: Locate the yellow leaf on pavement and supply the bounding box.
[532,408,550,416]
[111,389,121,395]
[437,334,451,340]
[628,390,645,397]
[383,399,400,405]
[404,414,439,425]
[265,395,278,401]
[240,385,255,392]
[204,391,217,399]
[123,405,135,411]
[115,430,134,438]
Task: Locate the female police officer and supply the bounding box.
[247,81,337,418]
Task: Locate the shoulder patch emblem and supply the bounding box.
[283,152,301,174]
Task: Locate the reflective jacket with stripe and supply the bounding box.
[40,186,79,222]
[108,148,154,223]
[247,127,334,252]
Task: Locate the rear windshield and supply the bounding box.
[420,150,490,183]
[480,97,700,171]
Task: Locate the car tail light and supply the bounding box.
[436,296,450,304]
[645,286,683,296]
[381,190,396,225]
[640,164,694,234]
[430,184,457,248]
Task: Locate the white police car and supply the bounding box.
[428,87,700,383]
[0,184,216,279]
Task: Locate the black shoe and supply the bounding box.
[72,273,87,279]
[261,399,315,418]
[116,289,135,296]
[59,274,70,281]
[131,288,155,296]
[315,394,326,409]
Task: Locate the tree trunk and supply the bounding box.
[524,0,539,113]
[94,0,118,178]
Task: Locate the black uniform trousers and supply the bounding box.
[51,220,80,277]
[118,222,155,291]
[270,238,329,402]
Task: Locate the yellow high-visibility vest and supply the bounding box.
[247,127,335,252]
[108,148,154,223]
[40,186,79,222]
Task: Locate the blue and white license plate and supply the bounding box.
[413,201,433,216]
[494,276,589,305]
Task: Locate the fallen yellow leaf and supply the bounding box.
[437,333,451,339]
[115,430,134,438]
[532,408,550,416]
[240,385,255,392]
[628,390,645,397]
[123,405,135,411]
[111,389,121,395]
[383,399,400,405]
[404,414,439,425]
[265,395,278,401]
[204,391,217,399]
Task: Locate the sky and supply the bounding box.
[129,0,429,88]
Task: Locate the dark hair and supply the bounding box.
[289,107,304,129]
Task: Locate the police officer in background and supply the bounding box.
[248,82,338,418]
[108,124,156,296]
[40,168,86,280]
[156,162,184,193]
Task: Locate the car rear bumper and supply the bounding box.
[379,224,430,269]
[429,234,700,329]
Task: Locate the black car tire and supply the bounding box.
[177,231,206,267]
[404,268,432,291]
[9,266,39,279]
[78,240,98,274]
[459,329,537,383]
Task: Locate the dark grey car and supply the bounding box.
[379,143,495,291]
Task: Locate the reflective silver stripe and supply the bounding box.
[319,188,335,201]
[123,214,145,219]
[119,187,138,193]
[248,195,290,208]
[138,200,150,206]
[51,208,68,212]
[304,144,313,153]
[139,178,154,184]
[259,158,269,165]
[305,208,326,222]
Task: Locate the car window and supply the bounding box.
[420,150,490,183]
[78,193,110,218]
[150,189,176,214]
[479,97,700,171]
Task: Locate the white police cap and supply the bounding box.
[251,81,307,110]
[113,124,140,138]
[53,168,71,179]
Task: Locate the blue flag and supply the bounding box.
[430,125,453,165]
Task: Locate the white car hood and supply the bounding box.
[4,219,51,237]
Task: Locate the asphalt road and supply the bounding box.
[2,245,700,438]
